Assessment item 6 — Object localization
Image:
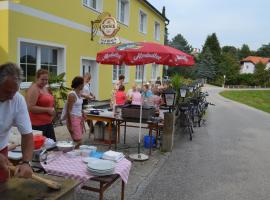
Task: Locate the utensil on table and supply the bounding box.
[8,165,61,190]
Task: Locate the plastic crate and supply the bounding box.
[144,135,156,149]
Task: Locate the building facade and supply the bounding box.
[0,0,167,99]
[240,56,270,74]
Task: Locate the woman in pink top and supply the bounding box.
[131,87,142,105]
[26,69,56,141]
[115,85,127,105]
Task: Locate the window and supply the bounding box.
[135,65,146,81]
[83,0,102,12]
[41,47,58,75]
[113,64,127,82]
[20,43,37,82]
[117,0,129,25]
[151,64,159,80]
[154,22,160,41]
[139,10,147,33]
[20,42,63,86]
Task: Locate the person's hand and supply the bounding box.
[47,107,56,116]
[15,163,32,178]
[0,154,9,174]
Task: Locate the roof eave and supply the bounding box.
[142,0,170,23]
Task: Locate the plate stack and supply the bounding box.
[87,159,115,176]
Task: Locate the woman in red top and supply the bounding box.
[115,85,127,105]
[26,69,56,141]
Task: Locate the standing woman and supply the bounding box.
[110,74,125,108]
[26,69,56,141]
[81,73,95,134]
[66,76,85,146]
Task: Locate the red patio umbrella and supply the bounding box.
[96,42,195,160]
[97,42,195,66]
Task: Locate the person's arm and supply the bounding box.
[66,93,76,134]
[16,133,33,178]
[0,154,9,176]
[14,94,33,178]
[26,84,54,115]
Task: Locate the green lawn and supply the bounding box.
[220,90,270,113]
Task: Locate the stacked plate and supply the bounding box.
[87,159,115,176]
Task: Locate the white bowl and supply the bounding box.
[56,141,74,153]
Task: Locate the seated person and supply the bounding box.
[127,83,137,100]
[151,86,163,111]
[131,86,142,106]
[115,85,127,106]
[142,84,153,98]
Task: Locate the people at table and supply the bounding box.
[151,86,163,112]
[126,82,137,101]
[142,84,153,98]
[131,86,142,105]
[81,73,95,134]
[110,74,125,108]
[26,69,56,141]
[155,76,162,86]
[66,76,85,147]
[0,62,33,187]
[115,85,127,106]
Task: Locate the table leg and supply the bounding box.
[124,121,127,144]
[100,182,104,200]
[109,122,112,149]
[149,127,152,156]
[117,121,120,143]
[121,180,125,200]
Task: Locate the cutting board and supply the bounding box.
[0,174,80,200]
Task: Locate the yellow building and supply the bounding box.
[0,0,168,100]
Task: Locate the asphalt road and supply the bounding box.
[139,86,270,200]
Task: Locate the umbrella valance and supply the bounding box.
[96,42,195,66]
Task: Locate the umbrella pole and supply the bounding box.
[129,65,149,161]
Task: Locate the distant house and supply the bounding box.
[240,56,270,74]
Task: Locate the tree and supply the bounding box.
[256,43,270,57]
[195,48,217,80]
[169,34,193,54]
[239,44,251,59]
[167,33,194,78]
[219,52,240,84]
[254,62,268,86]
[202,33,221,63]
[162,6,169,45]
[222,46,238,56]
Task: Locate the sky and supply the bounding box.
[148,0,270,51]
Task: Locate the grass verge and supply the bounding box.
[220,90,270,113]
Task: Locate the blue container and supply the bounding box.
[144,135,156,149]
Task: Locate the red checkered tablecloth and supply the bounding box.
[41,152,132,184]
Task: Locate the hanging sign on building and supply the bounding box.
[91,12,120,45]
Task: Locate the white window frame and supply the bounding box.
[112,64,129,83]
[82,0,103,13]
[135,65,146,82]
[151,64,160,81]
[139,9,147,34]
[154,21,160,41]
[117,0,130,26]
[17,38,66,89]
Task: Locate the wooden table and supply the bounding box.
[41,152,131,200]
[86,113,117,149]
[0,174,80,200]
[81,174,125,200]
